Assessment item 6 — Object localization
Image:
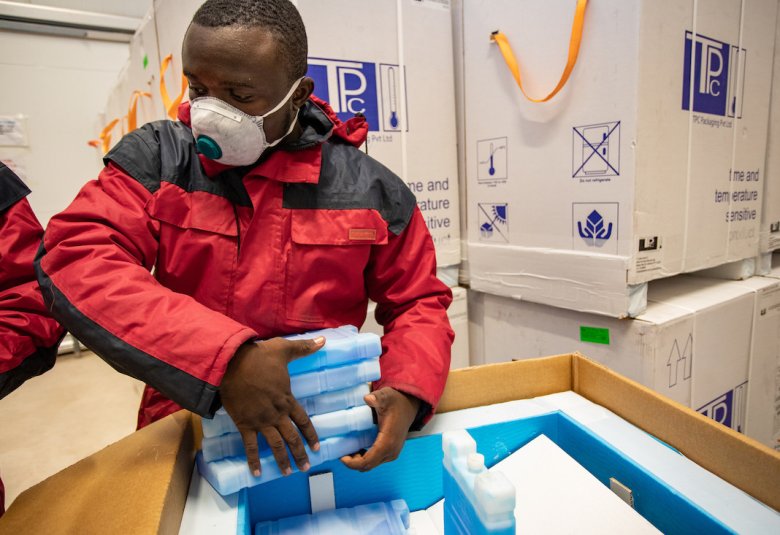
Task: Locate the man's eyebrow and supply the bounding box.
[220,80,256,89]
[183,71,256,89]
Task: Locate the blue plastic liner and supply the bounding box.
[237,411,733,535]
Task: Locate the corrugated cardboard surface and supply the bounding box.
[2,354,778,533]
[0,410,194,535]
[573,355,780,512]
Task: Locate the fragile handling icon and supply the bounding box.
[572,121,620,178]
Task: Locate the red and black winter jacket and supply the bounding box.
[36,96,453,428]
[0,162,64,399]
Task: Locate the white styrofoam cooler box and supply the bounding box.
[468,275,780,443]
[362,286,468,370]
[458,0,777,318]
[761,9,780,254]
[152,0,461,268]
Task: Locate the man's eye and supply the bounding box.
[231,91,253,103]
[189,86,207,96]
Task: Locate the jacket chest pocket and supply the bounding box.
[145,185,239,310]
[285,209,388,324]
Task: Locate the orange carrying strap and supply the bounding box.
[159,53,188,120]
[87,118,121,154]
[491,0,588,103]
[127,90,152,132]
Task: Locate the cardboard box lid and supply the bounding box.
[2,354,778,534]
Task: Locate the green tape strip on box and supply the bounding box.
[580,326,610,345]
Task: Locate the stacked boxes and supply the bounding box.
[761,9,780,256]
[469,275,780,447]
[197,326,380,495]
[457,0,778,317]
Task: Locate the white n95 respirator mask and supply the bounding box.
[189,77,303,166]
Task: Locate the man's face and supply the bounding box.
[182,24,302,143]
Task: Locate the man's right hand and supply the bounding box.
[219,336,325,477]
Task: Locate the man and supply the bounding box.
[36,0,453,479]
[0,161,64,515]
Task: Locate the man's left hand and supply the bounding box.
[340,387,421,472]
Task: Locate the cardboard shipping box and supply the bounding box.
[458,0,777,317]
[469,275,780,448]
[1,354,778,533]
[761,8,780,254]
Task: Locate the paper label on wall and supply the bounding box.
[0,115,29,147]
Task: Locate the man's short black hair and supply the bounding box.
[191,0,308,82]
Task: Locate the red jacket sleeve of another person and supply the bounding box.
[367,206,454,428]
[0,162,64,399]
[34,162,258,418]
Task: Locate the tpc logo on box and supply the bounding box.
[682,31,746,118]
[697,382,747,433]
[307,57,407,132]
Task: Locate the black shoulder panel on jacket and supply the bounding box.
[282,142,417,235]
[103,121,251,207]
[0,161,31,213]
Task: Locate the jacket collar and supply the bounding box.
[177,96,368,184]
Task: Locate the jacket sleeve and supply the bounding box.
[34,162,258,417]
[0,189,65,399]
[365,206,454,428]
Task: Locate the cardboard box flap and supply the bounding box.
[438,353,573,413]
[572,355,780,512]
[0,411,194,534]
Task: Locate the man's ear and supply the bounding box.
[292,77,314,107]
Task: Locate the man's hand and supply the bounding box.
[220,336,325,477]
[340,387,421,472]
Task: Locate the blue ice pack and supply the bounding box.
[197,429,378,496]
[255,499,410,535]
[285,326,382,376]
[201,405,375,463]
[290,358,381,399]
[442,430,516,535]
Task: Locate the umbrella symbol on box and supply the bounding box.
[577,210,612,246]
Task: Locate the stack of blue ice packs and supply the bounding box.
[197,325,382,496]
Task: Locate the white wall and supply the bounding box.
[0,29,129,224]
[9,0,152,18]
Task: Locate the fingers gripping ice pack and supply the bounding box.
[201,405,376,462]
[196,429,378,496]
[197,325,382,496]
[202,384,372,439]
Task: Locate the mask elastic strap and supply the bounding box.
[261,77,305,118]
[267,108,301,148]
